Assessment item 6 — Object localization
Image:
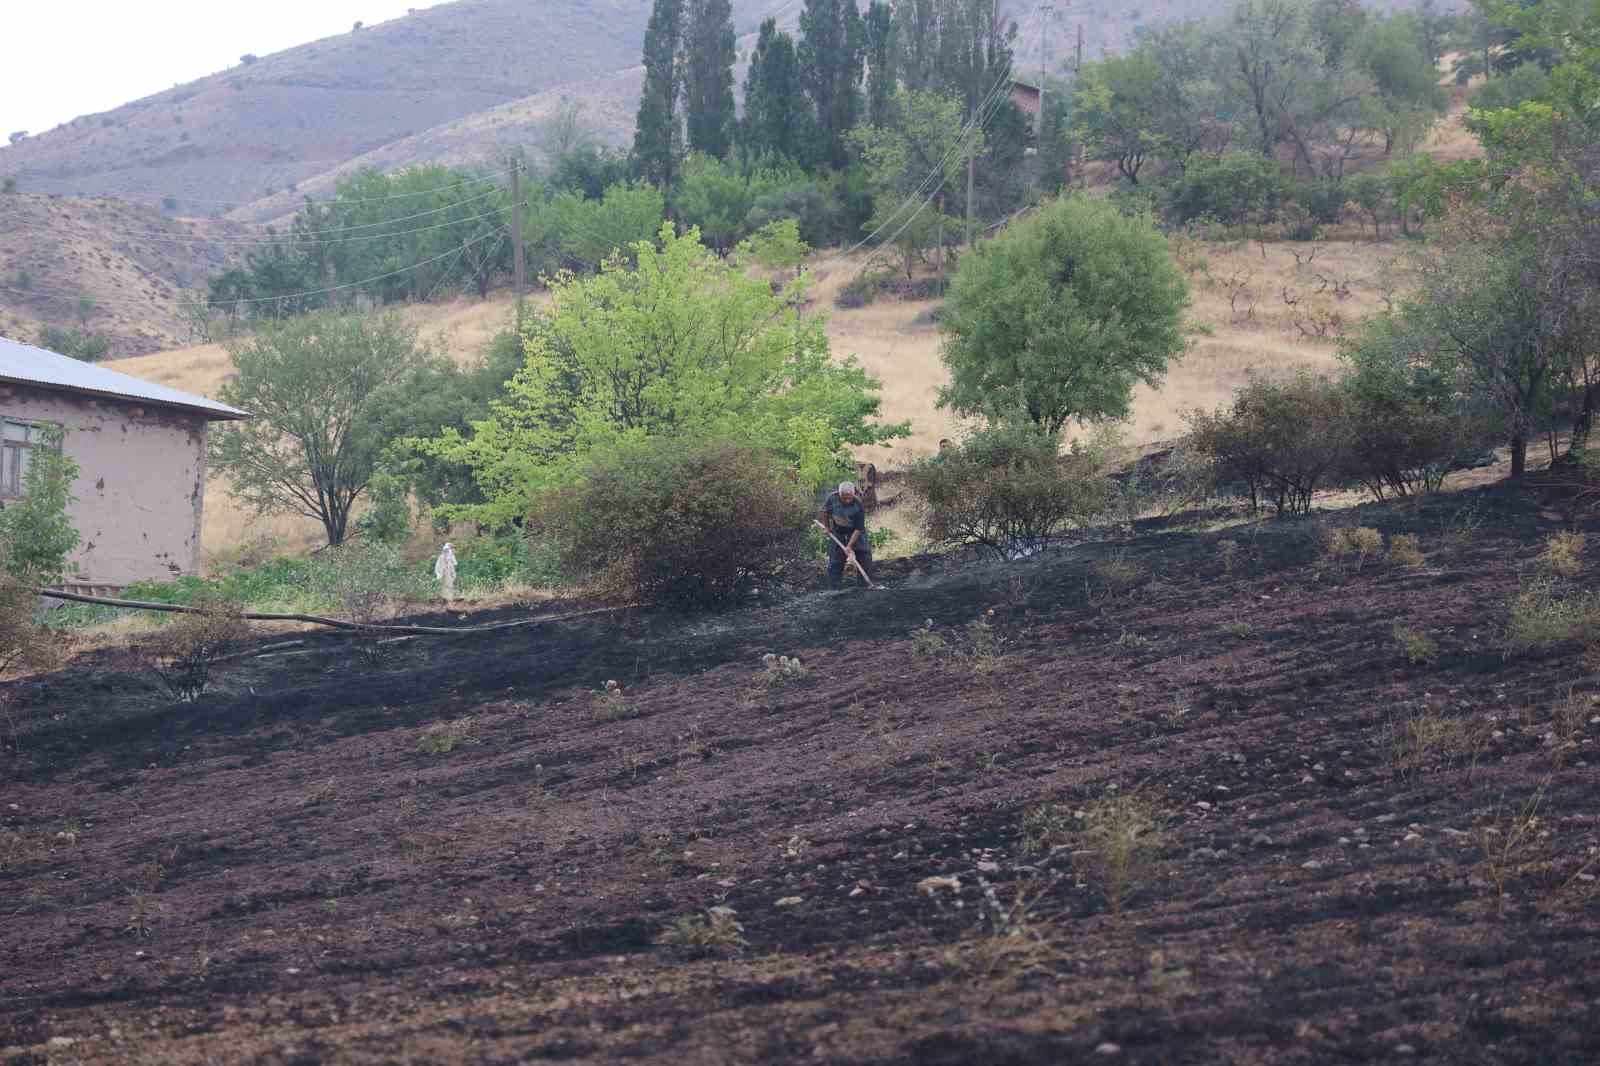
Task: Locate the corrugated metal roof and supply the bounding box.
[0,336,247,420]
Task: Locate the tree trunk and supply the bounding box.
[1510,433,1527,478]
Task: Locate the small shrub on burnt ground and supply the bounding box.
[910,619,950,657]
[1544,687,1595,763]
[1503,576,1600,656]
[903,423,1110,560]
[590,679,636,721]
[760,653,808,686]
[657,906,746,958]
[148,595,251,702]
[1392,623,1439,665]
[908,611,1009,674]
[1077,794,1165,925]
[1387,533,1425,567]
[319,542,435,663]
[1188,374,1351,517]
[1474,784,1549,916]
[1386,705,1490,781]
[1019,803,1074,857]
[416,715,479,755]
[1538,531,1585,579]
[1087,551,1147,604]
[530,439,811,608]
[968,875,1065,979]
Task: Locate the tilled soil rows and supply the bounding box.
[2,485,1598,1064]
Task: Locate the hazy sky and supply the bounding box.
[1,1,447,137]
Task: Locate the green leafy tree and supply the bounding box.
[937,196,1189,434]
[0,425,80,584]
[413,224,906,526]
[676,155,795,254]
[799,0,866,169]
[848,90,977,277]
[683,0,737,159]
[631,0,686,190]
[536,180,667,268]
[212,311,437,546]
[741,19,807,163]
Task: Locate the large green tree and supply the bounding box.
[683,0,737,160]
[631,0,686,190]
[414,224,906,526]
[212,311,437,546]
[798,0,866,168]
[937,196,1190,434]
[741,19,807,162]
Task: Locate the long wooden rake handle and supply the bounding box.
[814,520,879,589]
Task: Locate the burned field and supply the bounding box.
[3,486,1598,1065]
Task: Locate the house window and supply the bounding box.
[0,418,55,500]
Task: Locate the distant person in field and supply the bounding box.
[820,480,875,590]
[937,438,954,462]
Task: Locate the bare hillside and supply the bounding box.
[0,195,250,357]
[0,0,775,216]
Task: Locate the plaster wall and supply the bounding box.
[0,384,208,587]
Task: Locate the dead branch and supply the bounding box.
[35,587,619,637]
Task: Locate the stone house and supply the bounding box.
[0,336,246,592]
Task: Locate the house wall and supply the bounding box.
[0,384,208,588]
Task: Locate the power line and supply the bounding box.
[10,165,513,208]
[0,187,507,247]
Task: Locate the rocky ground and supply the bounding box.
[2,483,1598,1064]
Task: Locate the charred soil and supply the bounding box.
[2,484,1598,1064]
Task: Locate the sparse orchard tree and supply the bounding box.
[938,196,1189,434]
[211,311,436,546]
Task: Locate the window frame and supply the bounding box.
[0,417,61,501]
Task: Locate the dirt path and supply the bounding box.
[3,485,1597,1064]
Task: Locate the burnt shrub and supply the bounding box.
[1338,332,1494,501]
[903,423,1110,559]
[529,439,812,608]
[1188,374,1352,516]
[148,594,251,702]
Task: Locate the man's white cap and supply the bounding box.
[838,481,856,494]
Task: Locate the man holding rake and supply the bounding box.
[818,481,877,590]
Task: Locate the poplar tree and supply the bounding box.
[742,19,807,162]
[631,0,686,189]
[684,0,737,159]
[864,1,897,127]
[798,0,866,169]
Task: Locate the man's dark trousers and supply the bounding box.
[828,538,875,589]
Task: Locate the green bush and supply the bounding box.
[529,438,812,607]
[1167,153,1287,226]
[454,534,560,593]
[902,423,1110,559]
[1188,374,1352,516]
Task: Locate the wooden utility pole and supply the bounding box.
[510,156,526,299]
[936,194,946,294]
[1040,3,1054,139]
[1076,22,1084,74]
